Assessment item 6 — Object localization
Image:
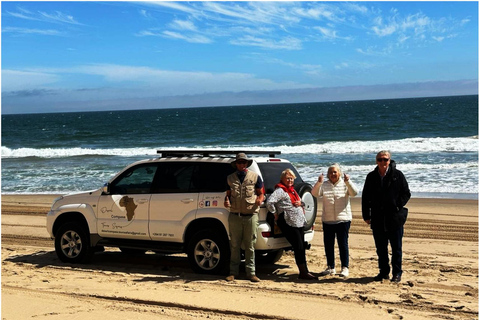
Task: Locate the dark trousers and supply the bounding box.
[277,214,306,266]
[323,221,351,269]
[372,226,404,277]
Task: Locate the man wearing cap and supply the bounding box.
[224,153,264,282]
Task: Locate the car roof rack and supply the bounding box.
[157,150,281,158]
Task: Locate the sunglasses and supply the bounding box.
[236,160,248,164]
[376,158,390,162]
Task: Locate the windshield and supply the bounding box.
[257,162,303,194]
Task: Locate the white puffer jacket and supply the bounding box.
[312,179,358,223]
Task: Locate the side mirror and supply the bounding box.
[102,182,110,195]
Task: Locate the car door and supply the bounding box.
[195,161,235,218]
[149,162,198,242]
[97,164,157,240]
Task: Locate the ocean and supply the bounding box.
[1,95,478,199]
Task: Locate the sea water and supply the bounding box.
[2,95,478,199]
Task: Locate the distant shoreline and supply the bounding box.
[1,192,478,204]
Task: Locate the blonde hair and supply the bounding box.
[280,168,296,180]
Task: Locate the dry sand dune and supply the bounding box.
[1,195,478,320]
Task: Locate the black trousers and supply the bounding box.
[372,226,404,277]
[277,214,306,266]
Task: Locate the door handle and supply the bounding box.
[137,199,149,204]
[181,198,194,203]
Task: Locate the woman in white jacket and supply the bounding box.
[312,163,358,277]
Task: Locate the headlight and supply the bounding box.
[51,196,64,209]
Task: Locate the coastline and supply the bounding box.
[2,193,477,234]
[2,192,478,204]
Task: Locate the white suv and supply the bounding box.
[46,150,317,274]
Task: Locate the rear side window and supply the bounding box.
[257,163,303,194]
[152,162,197,193]
[194,163,236,192]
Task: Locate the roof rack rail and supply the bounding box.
[157,150,281,158]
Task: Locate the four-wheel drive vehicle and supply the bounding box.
[47,150,317,274]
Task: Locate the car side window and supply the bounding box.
[110,164,158,194]
[195,163,235,192]
[152,162,197,193]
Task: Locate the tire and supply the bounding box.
[187,230,229,274]
[256,249,284,264]
[54,222,92,263]
[295,183,318,231]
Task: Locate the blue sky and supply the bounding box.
[1,1,478,114]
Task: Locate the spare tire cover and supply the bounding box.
[295,183,317,231]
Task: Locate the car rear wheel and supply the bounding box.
[55,222,92,263]
[187,230,229,274]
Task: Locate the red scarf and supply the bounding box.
[275,183,301,205]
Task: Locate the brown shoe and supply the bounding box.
[225,275,235,282]
[250,275,261,282]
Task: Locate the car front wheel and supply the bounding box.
[55,222,92,263]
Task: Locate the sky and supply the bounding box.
[1,1,478,114]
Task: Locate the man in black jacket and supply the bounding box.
[362,150,411,283]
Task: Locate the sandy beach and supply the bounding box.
[1,194,478,320]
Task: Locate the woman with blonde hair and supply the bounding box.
[267,169,317,280]
[312,163,358,277]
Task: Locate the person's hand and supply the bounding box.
[293,200,302,207]
[224,197,231,208]
[365,219,371,225]
[255,197,263,206]
[344,174,350,182]
[317,173,324,184]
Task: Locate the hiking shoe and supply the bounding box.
[339,267,349,277]
[225,275,235,282]
[250,275,261,282]
[319,267,336,276]
[373,273,389,281]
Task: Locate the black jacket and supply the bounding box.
[362,160,411,230]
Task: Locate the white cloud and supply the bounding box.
[162,31,212,44]
[369,8,468,49]
[169,19,197,31]
[38,11,82,25]
[7,7,83,25]
[2,64,314,97]
[372,24,397,37]
[312,26,352,41]
[2,69,60,91]
[335,62,350,70]
[7,10,40,21]
[292,4,343,23]
[2,27,63,36]
[145,1,199,15]
[139,9,151,19]
[230,35,302,50]
[356,46,392,56]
